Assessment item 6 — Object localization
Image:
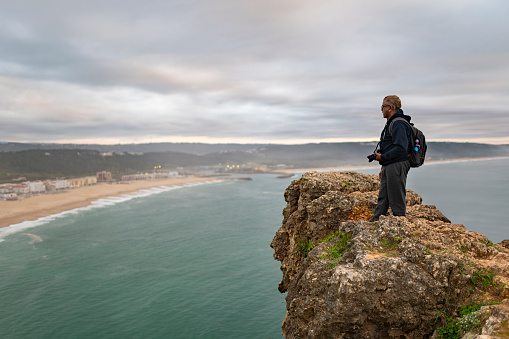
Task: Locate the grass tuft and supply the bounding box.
[320,232,351,268]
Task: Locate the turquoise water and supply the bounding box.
[0,177,291,338]
[357,157,509,243]
[408,158,508,243]
[0,159,507,338]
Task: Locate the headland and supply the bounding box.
[271,171,509,338]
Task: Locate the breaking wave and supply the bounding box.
[0,180,223,242]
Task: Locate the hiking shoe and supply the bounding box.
[369,216,379,222]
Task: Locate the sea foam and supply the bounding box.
[0,180,223,242]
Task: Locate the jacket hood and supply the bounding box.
[389,109,412,123]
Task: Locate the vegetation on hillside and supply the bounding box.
[0,150,216,182]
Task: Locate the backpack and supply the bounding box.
[389,117,427,168]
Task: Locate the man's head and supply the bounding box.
[381,95,401,119]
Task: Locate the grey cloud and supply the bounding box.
[0,0,508,144]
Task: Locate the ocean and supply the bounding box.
[359,157,508,243]
[0,158,507,338]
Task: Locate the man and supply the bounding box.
[370,95,412,222]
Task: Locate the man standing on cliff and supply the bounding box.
[370,95,412,222]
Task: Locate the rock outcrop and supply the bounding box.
[271,171,509,338]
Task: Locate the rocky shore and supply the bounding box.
[271,171,509,338]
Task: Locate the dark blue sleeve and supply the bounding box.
[381,121,409,161]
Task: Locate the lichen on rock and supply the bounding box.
[271,171,509,338]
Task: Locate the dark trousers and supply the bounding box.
[373,160,410,218]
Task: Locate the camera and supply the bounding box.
[367,153,377,162]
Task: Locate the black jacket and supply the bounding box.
[379,110,412,165]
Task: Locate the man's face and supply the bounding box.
[381,100,393,119]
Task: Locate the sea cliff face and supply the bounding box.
[271,171,509,338]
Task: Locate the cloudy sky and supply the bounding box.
[1,0,508,145]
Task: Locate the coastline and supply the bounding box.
[272,156,509,174]
[1,156,507,231]
[0,176,224,229]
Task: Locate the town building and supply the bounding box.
[27,181,46,194]
[97,171,113,182]
[121,171,179,181]
[68,176,97,188]
[44,179,71,191]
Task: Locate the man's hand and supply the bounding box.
[375,152,382,162]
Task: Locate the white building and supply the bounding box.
[0,184,14,194]
[2,193,17,200]
[45,179,71,191]
[27,181,46,194]
[121,171,181,181]
[11,184,29,195]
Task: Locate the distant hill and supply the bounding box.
[0,149,217,182]
[0,142,276,155]
[204,142,509,167]
[424,142,509,161]
[0,142,508,182]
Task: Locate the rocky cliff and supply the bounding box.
[271,171,509,338]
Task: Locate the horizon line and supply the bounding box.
[1,140,509,146]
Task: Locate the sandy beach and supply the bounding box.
[0,176,223,229]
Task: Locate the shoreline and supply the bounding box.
[1,156,507,232]
[0,176,224,230]
[272,156,509,174]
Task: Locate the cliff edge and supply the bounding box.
[271,171,509,338]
